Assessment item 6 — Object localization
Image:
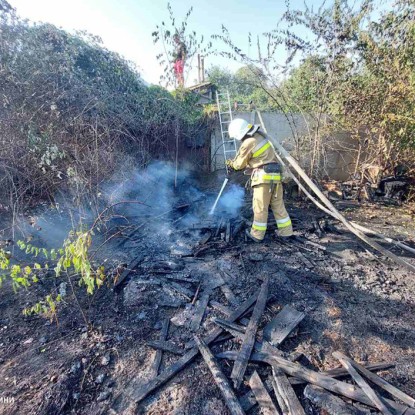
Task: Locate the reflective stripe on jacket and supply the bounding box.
[252,140,272,158]
[251,169,281,186]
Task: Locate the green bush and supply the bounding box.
[0,6,205,215]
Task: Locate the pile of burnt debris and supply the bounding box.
[106,202,415,415]
[111,272,415,415]
[321,168,415,205]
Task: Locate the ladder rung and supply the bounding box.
[221,120,231,124]
[224,149,236,153]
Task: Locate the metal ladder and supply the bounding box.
[216,90,237,170]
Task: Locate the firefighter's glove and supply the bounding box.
[225,159,234,170]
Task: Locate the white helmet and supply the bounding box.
[228,118,254,141]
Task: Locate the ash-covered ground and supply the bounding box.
[0,165,415,415]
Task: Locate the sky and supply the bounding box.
[8,0,317,86]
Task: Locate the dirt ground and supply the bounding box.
[1,178,415,415]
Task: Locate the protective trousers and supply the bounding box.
[250,182,293,240]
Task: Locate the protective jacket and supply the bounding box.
[230,132,281,186]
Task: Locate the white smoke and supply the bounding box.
[217,184,245,217]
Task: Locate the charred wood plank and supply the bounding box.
[218,350,393,378]
[190,287,212,332]
[215,218,224,237]
[290,362,395,385]
[194,335,246,415]
[304,384,368,415]
[225,220,231,243]
[312,218,324,238]
[212,333,234,345]
[191,282,202,305]
[210,302,250,326]
[149,319,169,377]
[147,340,185,356]
[231,277,269,389]
[168,282,195,299]
[299,252,315,268]
[114,254,145,290]
[333,352,415,408]
[259,352,412,415]
[213,318,245,337]
[221,347,395,378]
[112,291,260,411]
[220,282,239,306]
[185,317,248,350]
[232,220,245,239]
[263,305,305,347]
[333,351,392,415]
[199,231,212,245]
[272,367,305,415]
[160,274,200,284]
[213,321,286,359]
[270,375,289,415]
[304,239,327,251]
[238,361,395,412]
[141,259,185,273]
[248,370,279,415]
[210,300,233,316]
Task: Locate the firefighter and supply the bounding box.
[226,118,293,242]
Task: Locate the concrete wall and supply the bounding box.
[210,111,357,181]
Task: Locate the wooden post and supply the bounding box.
[197,54,201,83]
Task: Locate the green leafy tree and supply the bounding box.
[207,65,276,110]
[213,0,415,176]
[281,57,328,113]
